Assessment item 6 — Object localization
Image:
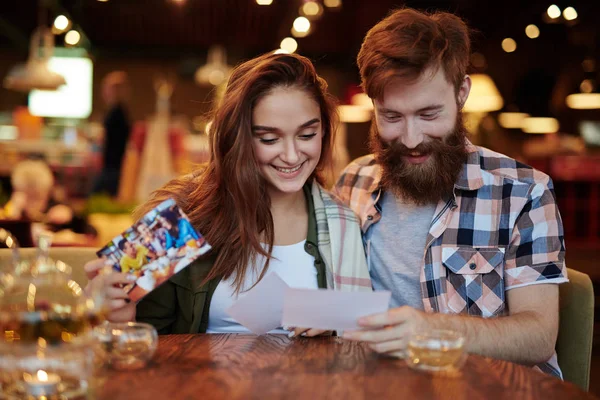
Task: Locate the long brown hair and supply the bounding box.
[134,53,338,291]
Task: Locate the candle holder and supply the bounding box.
[0,233,107,399]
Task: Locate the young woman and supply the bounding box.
[84,53,371,337]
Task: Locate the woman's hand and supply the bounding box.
[84,258,137,322]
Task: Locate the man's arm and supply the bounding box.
[344,283,558,365]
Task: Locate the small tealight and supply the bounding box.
[23,370,61,397]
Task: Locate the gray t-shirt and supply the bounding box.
[366,192,436,309]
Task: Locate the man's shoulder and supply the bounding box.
[344,154,378,173]
[334,154,382,205]
[337,154,381,188]
[475,146,553,189]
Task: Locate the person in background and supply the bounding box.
[335,8,568,377]
[84,53,372,337]
[92,71,131,197]
[1,159,72,226]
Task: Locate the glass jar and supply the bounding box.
[0,233,105,399]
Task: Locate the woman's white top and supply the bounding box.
[206,240,317,334]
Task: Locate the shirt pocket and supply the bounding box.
[441,246,506,317]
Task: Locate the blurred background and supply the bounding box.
[0,0,599,390]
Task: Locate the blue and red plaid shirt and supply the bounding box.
[333,141,568,377]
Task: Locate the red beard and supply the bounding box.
[369,113,469,205]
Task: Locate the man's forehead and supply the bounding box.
[376,70,454,110]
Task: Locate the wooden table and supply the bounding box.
[97,334,596,400]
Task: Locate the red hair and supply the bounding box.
[134,53,338,292]
[357,8,471,99]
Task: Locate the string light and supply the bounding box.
[65,30,81,46]
[563,7,578,21]
[53,15,70,32]
[280,37,298,53]
[324,0,341,8]
[293,17,311,33]
[525,24,540,39]
[501,38,517,53]
[547,5,561,19]
[301,1,323,18]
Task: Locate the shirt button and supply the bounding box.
[469,263,477,271]
[367,215,374,220]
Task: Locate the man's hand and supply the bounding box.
[342,306,432,357]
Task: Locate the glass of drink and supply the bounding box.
[406,329,466,372]
[94,322,158,370]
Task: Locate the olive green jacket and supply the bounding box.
[136,185,326,334]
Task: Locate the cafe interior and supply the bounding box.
[0,0,599,398]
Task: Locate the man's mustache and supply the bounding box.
[381,138,442,157]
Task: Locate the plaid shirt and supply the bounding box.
[333,141,567,377]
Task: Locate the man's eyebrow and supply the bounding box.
[416,104,444,113]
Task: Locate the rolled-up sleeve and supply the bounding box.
[504,179,569,290]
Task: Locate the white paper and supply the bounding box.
[225,272,289,335]
[281,289,391,330]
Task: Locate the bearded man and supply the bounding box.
[334,8,567,377]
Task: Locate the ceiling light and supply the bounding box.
[293,17,311,33]
[525,24,540,39]
[501,38,517,53]
[280,37,298,54]
[3,28,66,92]
[195,46,232,87]
[563,7,577,21]
[53,15,70,32]
[256,0,273,5]
[339,105,372,123]
[463,74,504,113]
[498,112,530,129]
[65,30,81,46]
[351,93,373,108]
[547,5,561,19]
[301,1,323,18]
[324,0,341,8]
[566,94,600,110]
[522,117,559,134]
